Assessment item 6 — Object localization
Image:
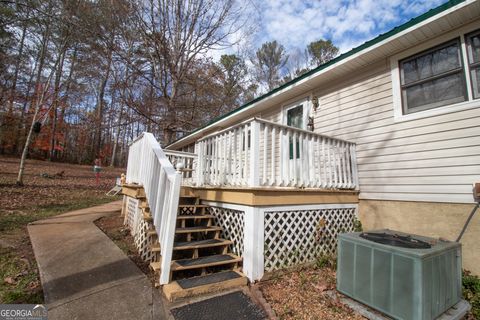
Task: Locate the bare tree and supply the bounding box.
[133,0,245,144]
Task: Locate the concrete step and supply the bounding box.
[163,271,247,301]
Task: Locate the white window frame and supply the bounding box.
[465,28,480,99]
[391,21,480,123]
[282,97,310,129]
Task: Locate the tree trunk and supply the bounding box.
[49,50,66,161]
[110,103,123,167]
[93,48,113,157]
[17,24,53,185]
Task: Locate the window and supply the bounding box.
[287,105,304,128]
[399,39,467,114]
[466,30,480,99]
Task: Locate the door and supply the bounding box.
[286,104,304,159]
[284,102,307,183]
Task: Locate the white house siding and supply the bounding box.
[312,61,480,204]
[190,55,479,203]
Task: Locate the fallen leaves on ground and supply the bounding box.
[0,156,123,212]
[260,266,365,320]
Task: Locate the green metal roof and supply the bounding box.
[168,0,466,147]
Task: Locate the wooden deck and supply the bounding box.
[181,186,359,206]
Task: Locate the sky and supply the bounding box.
[218,0,447,59]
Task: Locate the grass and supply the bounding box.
[0,250,43,304]
[315,254,337,270]
[0,196,120,304]
[0,196,116,232]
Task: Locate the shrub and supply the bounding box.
[315,254,336,270]
[353,217,363,232]
[463,270,480,319]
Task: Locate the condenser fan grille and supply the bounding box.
[359,232,431,249]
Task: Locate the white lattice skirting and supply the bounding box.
[208,207,245,257]
[123,196,154,262]
[264,206,357,271]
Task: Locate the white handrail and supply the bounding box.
[126,132,181,285]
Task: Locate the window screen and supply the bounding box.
[399,39,467,114]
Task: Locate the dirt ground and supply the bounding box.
[95,214,152,279]
[260,265,365,320]
[0,156,123,303]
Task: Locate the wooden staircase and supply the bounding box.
[141,191,247,301]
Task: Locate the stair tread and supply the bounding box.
[171,254,241,271]
[143,212,152,221]
[163,270,247,301]
[176,271,243,289]
[147,230,157,236]
[174,239,231,249]
[150,262,161,271]
[178,204,209,208]
[123,183,142,188]
[177,214,214,219]
[175,226,221,233]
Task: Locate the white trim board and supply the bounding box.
[202,201,359,213]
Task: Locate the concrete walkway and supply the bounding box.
[28,201,167,320]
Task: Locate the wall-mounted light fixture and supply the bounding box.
[312,96,319,111]
[307,116,314,131]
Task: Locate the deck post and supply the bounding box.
[195,141,204,186]
[351,143,359,190]
[243,206,264,281]
[249,120,260,187]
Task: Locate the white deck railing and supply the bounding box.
[194,118,358,189]
[164,150,197,186]
[126,132,181,285]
